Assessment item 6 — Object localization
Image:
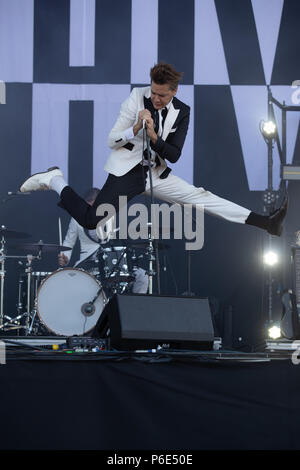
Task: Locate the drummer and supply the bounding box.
[58,188,149,294]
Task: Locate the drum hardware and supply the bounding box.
[19,242,70,335]
[100,232,157,294]
[25,254,37,334]
[0,225,31,329]
[0,252,42,334]
[0,246,5,328]
[103,246,128,278]
[81,285,105,318]
[12,252,46,335]
[1,229,171,335]
[99,245,134,295]
[145,228,155,295]
[1,241,71,335]
[28,271,53,335]
[16,262,25,316]
[76,257,101,280]
[97,237,170,296]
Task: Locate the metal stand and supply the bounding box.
[0,251,41,335]
[146,223,156,295]
[144,125,160,295]
[0,234,5,327]
[186,250,195,296]
[181,250,196,297]
[261,87,297,328]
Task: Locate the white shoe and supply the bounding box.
[19,166,63,192]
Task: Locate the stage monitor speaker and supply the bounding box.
[92,294,215,350]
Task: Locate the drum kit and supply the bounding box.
[0,224,167,337]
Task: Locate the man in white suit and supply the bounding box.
[20,62,287,237]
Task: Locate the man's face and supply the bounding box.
[150,81,177,110]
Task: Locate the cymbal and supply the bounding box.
[0,225,31,239]
[127,240,169,250]
[102,239,170,250]
[9,241,71,253]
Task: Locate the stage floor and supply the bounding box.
[1,335,300,451]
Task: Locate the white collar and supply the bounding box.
[159,99,173,113]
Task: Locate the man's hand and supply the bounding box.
[58,253,69,267]
[133,110,157,144]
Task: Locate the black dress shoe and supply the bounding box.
[245,194,289,236]
[267,195,289,236]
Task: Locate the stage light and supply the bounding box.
[263,250,279,266]
[260,120,277,139]
[268,324,281,340]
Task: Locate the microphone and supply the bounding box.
[81,302,95,317]
[7,191,31,196]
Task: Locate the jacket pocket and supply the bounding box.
[122,142,135,151]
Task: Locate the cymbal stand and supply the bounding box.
[0,234,6,327]
[5,252,41,334]
[184,250,195,297]
[146,223,156,295]
[0,252,37,332]
[24,252,42,335]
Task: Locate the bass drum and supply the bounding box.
[36,268,106,336]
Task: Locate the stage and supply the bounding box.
[0,337,299,451]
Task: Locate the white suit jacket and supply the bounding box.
[105,86,190,178]
[62,218,99,267]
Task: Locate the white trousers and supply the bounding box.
[143,168,251,224]
[132,267,149,294]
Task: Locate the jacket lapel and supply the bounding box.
[162,102,180,140]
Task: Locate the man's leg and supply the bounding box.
[146,170,250,223]
[20,164,147,230]
[60,170,146,229]
[145,170,287,236]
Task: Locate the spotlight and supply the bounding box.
[260,120,277,139]
[263,250,279,266]
[262,190,277,207]
[268,324,281,340]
